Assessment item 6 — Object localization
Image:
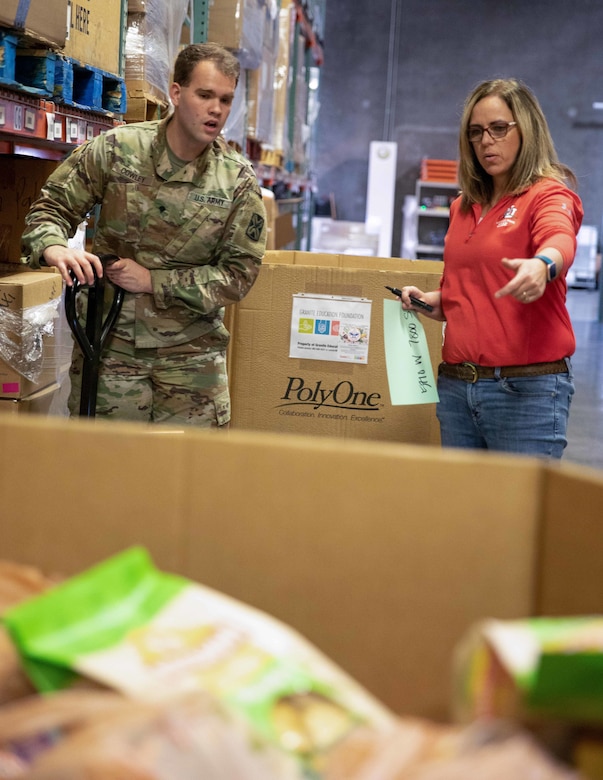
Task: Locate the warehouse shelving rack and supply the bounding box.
[0,0,325,251]
[0,2,128,160]
[414,179,458,260]
[264,0,325,250]
[186,0,209,47]
[0,86,124,159]
[186,0,325,250]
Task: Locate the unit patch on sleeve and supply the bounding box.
[246,213,265,241]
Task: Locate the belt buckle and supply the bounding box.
[461,362,479,383]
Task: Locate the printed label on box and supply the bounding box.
[290,294,372,363]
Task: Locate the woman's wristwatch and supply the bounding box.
[535,254,557,283]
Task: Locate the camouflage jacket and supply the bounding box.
[22,118,267,348]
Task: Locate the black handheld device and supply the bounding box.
[384,286,434,313]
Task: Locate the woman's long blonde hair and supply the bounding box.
[458,78,577,211]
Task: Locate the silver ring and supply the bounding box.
[522,291,528,300]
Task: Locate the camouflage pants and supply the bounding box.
[68,334,230,427]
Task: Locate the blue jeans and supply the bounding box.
[436,360,574,458]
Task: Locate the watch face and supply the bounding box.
[537,254,556,282]
[546,259,557,281]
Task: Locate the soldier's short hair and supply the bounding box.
[173,43,240,88]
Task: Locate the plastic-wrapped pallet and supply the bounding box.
[207,0,266,70]
[223,69,249,151]
[125,0,189,115]
[267,0,296,166]
[246,0,280,145]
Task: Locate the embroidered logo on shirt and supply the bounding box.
[496,204,517,227]
[246,213,265,241]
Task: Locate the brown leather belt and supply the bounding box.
[438,359,568,384]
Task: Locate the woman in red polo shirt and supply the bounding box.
[400,78,583,457]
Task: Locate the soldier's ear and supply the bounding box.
[169,82,181,106]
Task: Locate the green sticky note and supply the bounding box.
[383,298,439,406]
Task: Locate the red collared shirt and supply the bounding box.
[441,178,583,366]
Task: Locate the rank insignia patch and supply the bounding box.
[246,213,265,241]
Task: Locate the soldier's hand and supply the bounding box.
[105,257,152,294]
[42,245,102,287]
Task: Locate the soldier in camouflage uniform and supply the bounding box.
[21,42,266,427]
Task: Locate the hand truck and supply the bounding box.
[64,254,125,418]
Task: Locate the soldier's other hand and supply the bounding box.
[105,258,153,294]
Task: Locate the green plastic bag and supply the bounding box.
[3,546,182,692]
[3,547,395,776]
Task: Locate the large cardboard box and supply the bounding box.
[0,269,64,399]
[0,0,68,48]
[63,0,124,76]
[0,381,61,415]
[1,414,603,722]
[0,158,60,265]
[226,250,444,444]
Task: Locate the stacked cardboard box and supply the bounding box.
[62,0,124,76]
[0,0,68,48]
[226,250,444,444]
[1,0,123,71]
[0,381,62,416]
[0,269,66,404]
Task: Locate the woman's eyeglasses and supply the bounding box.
[467,121,517,143]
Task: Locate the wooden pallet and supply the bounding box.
[0,31,54,96]
[0,29,126,114]
[54,58,126,114]
[124,94,169,123]
[124,79,169,123]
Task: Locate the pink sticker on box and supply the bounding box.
[2,384,20,394]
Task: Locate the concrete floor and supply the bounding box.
[565,288,603,470]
